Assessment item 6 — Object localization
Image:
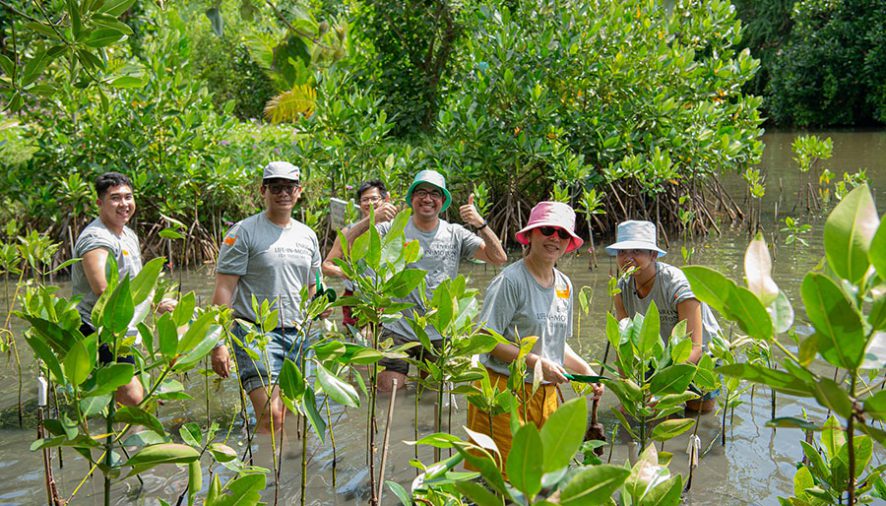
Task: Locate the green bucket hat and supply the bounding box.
[405,169,452,213]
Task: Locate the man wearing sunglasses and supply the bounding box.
[210,161,323,434]
[334,169,507,391]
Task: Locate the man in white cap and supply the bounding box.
[210,161,323,433]
[333,169,507,391]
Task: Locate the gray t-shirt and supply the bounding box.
[217,213,321,326]
[377,218,483,341]
[618,262,720,345]
[72,218,144,330]
[478,260,573,384]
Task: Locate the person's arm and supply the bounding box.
[459,194,506,266]
[614,292,628,320]
[210,273,240,378]
[677,298,704,363]
[489,341,569,384]
[342,203,398,245]
[322,234,347,279]
[81,248,111,296]
[564,343,604,400]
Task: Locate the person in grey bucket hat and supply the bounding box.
[330,169,508,392]
[608,220,721,412]
[210,161,327,434]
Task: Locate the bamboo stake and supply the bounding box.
[377,378,399,501]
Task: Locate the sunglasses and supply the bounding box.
[266,183,300,194]
[538,226,571,240]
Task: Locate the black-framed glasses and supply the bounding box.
[266,183,300,194]
[538,226,571,240]
[360,195,382,204]
[413,188,443,200]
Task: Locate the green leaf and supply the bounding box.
[650,418,695,442]
[506,423,543,498]
[63,339,94,386]
[87,363,134,397]
[717,363,813,397]
[22,50,49,86]
[455,481,502,506]
[638,475,683,506]
[745,232,779,306]
[301,387,327,442]
[115,406,166,437]
[386,481,412,506]
[0,53,14,77]
[870,217,886,279]
[187,460,201,506]
[207,443,238,463]
[25,334,65,384]
[159,228,185,240]
[768,290,795,334]
[157,313,178,361]
[801,273,866,370]
[559,464,630,505]
[682,265,733,315]
[98,0,135,16]
[278,358,305,401]
[864,390,886,421]
[103,275,134,334]
[178,311,215,354]
[410,433,461,448]
[92,18,133,36]
[638,301,661,358]
[174,328,222,371]
[316,363,359,407]
[765,417,819,430]
[824,184,879,283]
[725,285,773,339]
[125,443,200,477]
[179,423,201,447]
[173,292,196,327]
[130,257,163,306]
[384,269,426,298]
[539,397,587,473]
[649,364,695,395]
[80,394,111,417]
[811,378,853,419]
[85,28,126,48]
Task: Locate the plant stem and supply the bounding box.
[325,395,337,486]
[378,378,398,501]
[847,374,856,505]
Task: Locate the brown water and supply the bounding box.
[1,130,884,505]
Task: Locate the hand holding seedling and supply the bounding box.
[459,193,486,229]
[374,202,398,223]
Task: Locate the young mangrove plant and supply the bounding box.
[600,305,699,453]
[683,184,886,505]
[16,257,252,505]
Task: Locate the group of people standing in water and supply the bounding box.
[71,163,718,472]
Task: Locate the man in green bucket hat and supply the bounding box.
[333,169,507,391]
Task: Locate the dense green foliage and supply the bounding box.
[0,0,763,265]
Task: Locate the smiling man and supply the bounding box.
[334,169,507,391]
[210,161,323,434]
[71,172,175,406]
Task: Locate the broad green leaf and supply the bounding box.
[410,433,461,448]
[717,363,813,397]
[278,358,305,401]
[559,465,630,505]
[80,394,111,417]
[765,417,819,430]
[178,312,215,354]
[682,265,733,315]
[157,313,178,360]
[22,50,49,86]
[725,285,773,340]
[21,315,75,355]
[316,364,359,407]
[811,378,853,418]
[506,423,543,498]
[123,431,168,447]
[115,406,165,437]
[386,481,412,506]
[870,217,886,279]
[820,416,845,460]
[301,387,327,442]
[870,298,886,331]
[456,447,508,495]
[63,339,93,386]
[87,363,134,397]
[539,398,587,473]
[864,390,886,421]
[98,0,135,16]
[179,423,201,447]
[187,460,201,506]
[174,328,222,371]
[85,28,126,48]
[158,228,185,240]
[25,335,65,384]
[206,443,238,463]
[125,443,200,477]
[455,481,502,506]
[824,184,879,283]
[173,292,196,327]
[649,364,695,396]
[109,75,144,89]
[745,232,779,306]
[92,18,133,35]
[103,275,134,334]
[624,444,669,501]
[0,53,14,76]
[768,290,795,334]
[385,269,426,298]
[638,475,683,506]
[650,418,695,442]
[638,301,661,359]
[802,273,865,370]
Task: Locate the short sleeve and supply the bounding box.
[668,266,696,304]
[375,221,392,238]
[75,230,116,258]
[454,224,483,260]
[477,273,518,340]
[216,222,250,276]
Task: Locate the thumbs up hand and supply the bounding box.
[459,193,486,229]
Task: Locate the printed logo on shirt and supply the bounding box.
[223,235,237,246]
[555,284,570,299]
[122,249,130,257]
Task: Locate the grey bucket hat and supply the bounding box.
[605,220,667,257]
[262,161,301,183]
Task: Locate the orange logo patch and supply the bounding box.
[555,285,570,299]
[122,250,130,256]
[223,235,237,246]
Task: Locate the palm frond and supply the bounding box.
[264,84,316,123]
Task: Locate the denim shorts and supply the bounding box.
[231,323,309,394]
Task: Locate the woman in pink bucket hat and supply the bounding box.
[467,201,604,474]
[607,220,721,412]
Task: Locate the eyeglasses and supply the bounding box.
[266,183,300,194]
[360,196,382,204]
[538,227,571,240]
[413,188,443,200]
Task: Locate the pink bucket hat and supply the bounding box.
[515,201,584,253]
